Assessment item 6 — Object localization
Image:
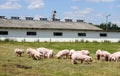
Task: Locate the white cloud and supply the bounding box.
[7,0,20,1]
[34,15,44,20]
[26,0,44,9]
[72,0,115,2]
[0,1,22,10]
[64,8,93,18]
[86,0,115,2]
[72,0,80,2]
[71,6,79,10]
[116,5,120,8]
[112,20,120,26]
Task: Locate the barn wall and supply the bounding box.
[0,29,120,42]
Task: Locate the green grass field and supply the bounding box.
[0,42,120,76]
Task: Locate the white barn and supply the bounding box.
[0,16,120,42]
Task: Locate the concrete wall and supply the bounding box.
[0,29,120,42]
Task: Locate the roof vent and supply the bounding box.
[77,20,84,22]
[89,23,93,25]
[0,16,5,19]
[54,19,60,21]
[11,16,20,20]
[65,19,72,22]
[25,17,33,20]
[40,18,47,21]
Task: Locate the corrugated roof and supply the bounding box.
[0,19,102,31]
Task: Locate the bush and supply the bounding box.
[103,40,111,43]
[80,39,84,43]
[118,40,120,43]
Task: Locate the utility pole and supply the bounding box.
[106,15,111,31]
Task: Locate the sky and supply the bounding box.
[0,0,120,26]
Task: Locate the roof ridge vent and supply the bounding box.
[25,17,34,20]
[54,19,60,21]
[11,16,20,20]
[0,16,6,19]
[77,20,84,22]
[40,18,47,21]
[65,19,72,22]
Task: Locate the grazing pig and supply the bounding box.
[80,50,90,56]
[96,49,111,61]
[96,49,102,60]
[46,50,54,58]
[109,51,120,62]
[56,49,69,59]
[102,51,111,61]
[69,49,76,58]
[71,52,92,64]
[26,48,42,60]
[36,47,50,58]
[14,48,24,57]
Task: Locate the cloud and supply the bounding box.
[112,20,120,26]
[7,0,20,1]
[26,0,44,9]
[0,1,22,10]
[72,0,80,2]
[64,8,93,18]
[112,16,120,26]
[71,6,79,10]
[86,0,115,2]
[72,0,115,2]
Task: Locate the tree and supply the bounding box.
[98,22,119,31]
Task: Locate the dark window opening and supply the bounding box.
[100,33,107,37]
[0,31,8,35]
[27,32,36,36]
[78,33,86,36]
[53,32,63,36]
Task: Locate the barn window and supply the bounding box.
[0,31,8,35]
[27,32,36,36]
[100,33,107,37]
[78,33,86,36]
[53,32,63,36]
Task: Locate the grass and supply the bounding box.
[0,42,120,76]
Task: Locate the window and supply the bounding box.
[0,31,8,35]
[27,32,36,36]
[100,33,107,37]
[78,33,86,36]
[53,32,63,36]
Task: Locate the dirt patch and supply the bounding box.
[2,64,7,67]
[15,64,32,69]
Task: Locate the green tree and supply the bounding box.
[98,22,119,31]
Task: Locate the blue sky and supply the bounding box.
[0,0,120,26]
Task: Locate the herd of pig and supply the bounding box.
[14,48,120,64]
